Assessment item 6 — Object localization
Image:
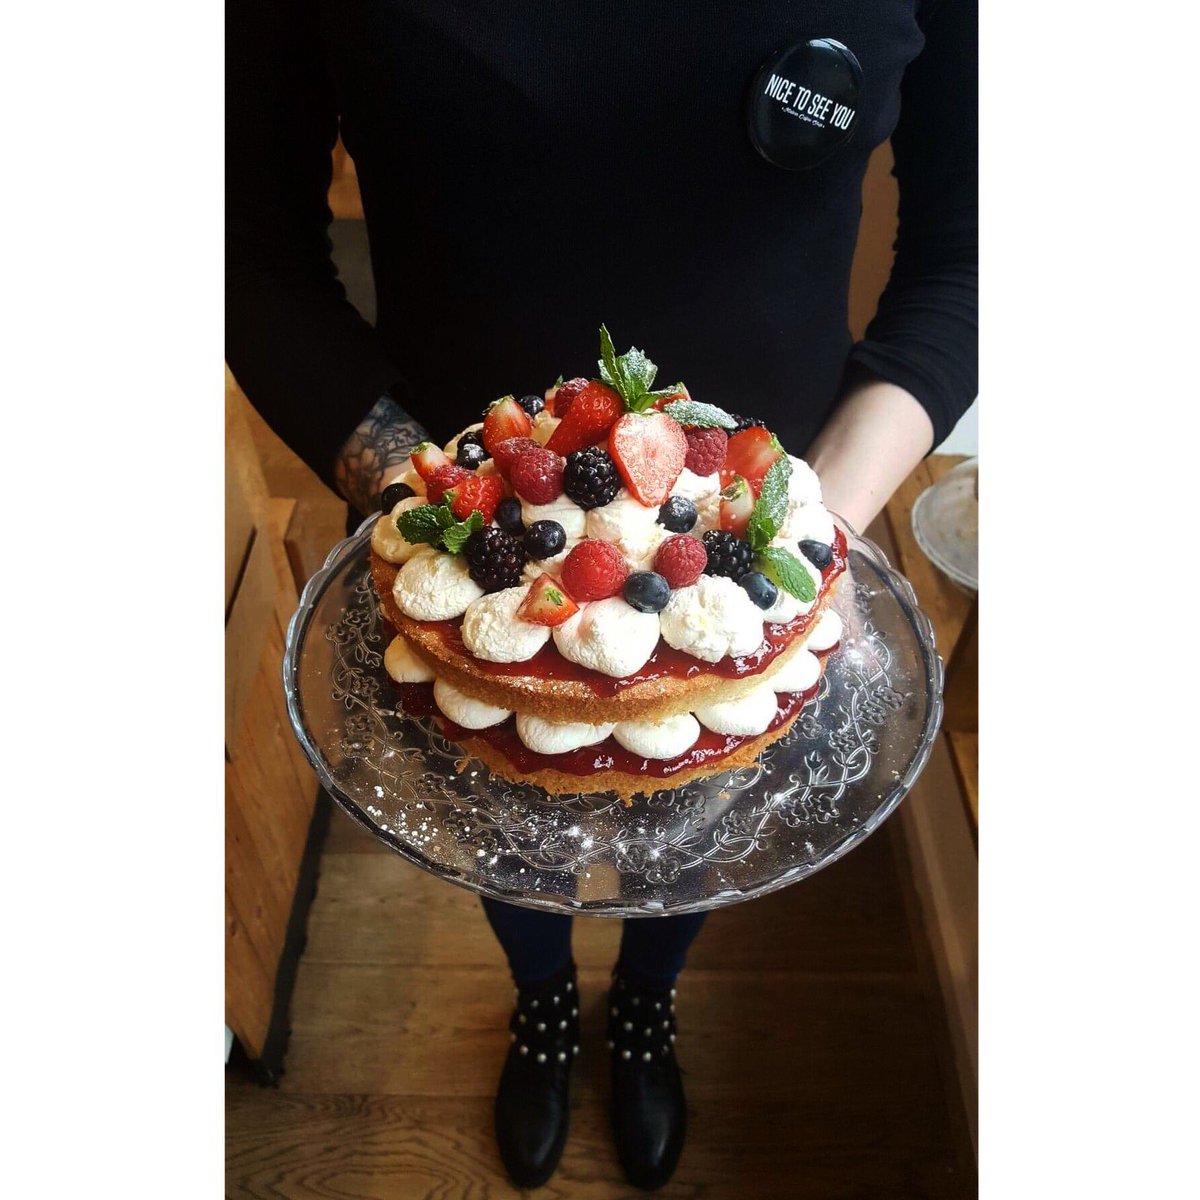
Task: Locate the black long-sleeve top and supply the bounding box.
[227,1,976,493]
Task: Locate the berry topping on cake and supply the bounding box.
[683,426,729,476]
[546,381,624,457]
[482,396,534,456]
[798,539,834,570]
[445,475,505,524]
[455,441,488,470]
[464,526,525,593]
[524,519,567,560]
[623,571,671,614]
[608,412,688,506]
[492,436,541,479]
[728,413,766,434]
[380,481,415,511]
[494,496,524,535]
[563,447,620,510]
[721,427,783,496]
[718,474,754,537]
[702,529,754,581]
[426,463,473,504]
[518,573,579,626]
[549,376,590,418]
[412,442,452,482]
[511,447,565,504]
[657,495,697,533]
[562,539,629,601]
[653,533,707,589]
[518,393,545,419]
[739,570,779,611]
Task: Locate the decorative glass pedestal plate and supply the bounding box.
[283,517,943,916]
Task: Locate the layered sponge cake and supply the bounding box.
[369,329,846,802]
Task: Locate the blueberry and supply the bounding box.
[495,497,525,536]
[380,481,415,511]
[524,519,566,559]
[455,441,487,469]
[657,495,697,533]
[624,571,671,613]
[798,539,833,570]
[518,393,545,419]
[739,571,778,611]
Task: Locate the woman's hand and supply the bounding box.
[806,372,934,533]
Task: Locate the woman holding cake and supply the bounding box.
[227,0,976,1189]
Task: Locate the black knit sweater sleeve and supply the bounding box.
[224,0,406,491]
[847,0,978,444]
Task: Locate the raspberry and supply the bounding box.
[426,463,472,504]
[463,527,525,593]
[561,539,629,602]
[492,436,541,480]
[683,426,728,476]
[653,534,707,590]
[702,530,753,581]
[551,376,590,418]
[562,447,620,510]
[511,447,565,504]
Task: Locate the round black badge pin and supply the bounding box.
[746,38,863,171]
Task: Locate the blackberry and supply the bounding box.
[464,526,525,593]
[458,429,485,451]
[702,530,753,581]
[518,393,545,419]
[562,447,620,510]
[728,413,766,434]
[740,571,778,610]
[379,481,414,512]
[455,441,488,470]
[798,539,833,570]
[494,496,524,536]
[657,495,697,533]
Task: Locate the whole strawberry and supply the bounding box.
[683,426,728,476]
[546,381,624,457]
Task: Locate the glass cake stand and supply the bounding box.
[283,517,943,916]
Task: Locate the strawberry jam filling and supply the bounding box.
[410,527,846,698]
[396,661,829,781]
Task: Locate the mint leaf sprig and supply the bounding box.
[396,502,483,554]
[598,324,686,413]
[661,399,737,429]
[742,455,816,603]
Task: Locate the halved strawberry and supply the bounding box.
[426,463,472,504]
[721,427,782,496]
[548,376,590,418]
[411,442,451,483]
[719,474,754,537]
[517,572,580,627]
[607,412,687,506]
[492,435,541,480]
[546,381,624,457]
[445,474,505,524]
[482,396,533,456]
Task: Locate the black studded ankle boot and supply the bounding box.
[607,971,686,1190]
[494,965,580,1188]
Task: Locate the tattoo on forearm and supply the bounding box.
[334,395,430,514]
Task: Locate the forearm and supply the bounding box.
[806,374,934,533]
[333,395,431,516]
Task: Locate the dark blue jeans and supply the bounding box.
[482,897,707,988]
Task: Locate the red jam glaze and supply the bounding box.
[393,642,837,782]
[413,527,847,698]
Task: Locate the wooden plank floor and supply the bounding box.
[227,813,973,1198]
